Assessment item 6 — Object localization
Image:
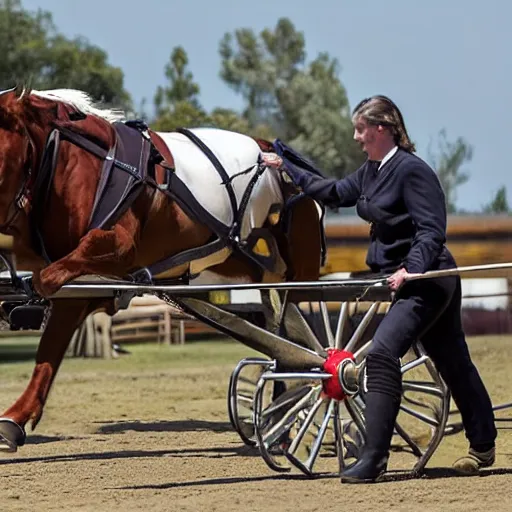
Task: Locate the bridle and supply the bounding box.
[0,125,36,234]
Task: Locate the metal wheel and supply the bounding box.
[227,357,274,446]
[250,298,450,477]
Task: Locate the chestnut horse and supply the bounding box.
[0,86,322,452]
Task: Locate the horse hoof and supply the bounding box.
[0,418,26,453]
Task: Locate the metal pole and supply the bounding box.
[405,262,512,282]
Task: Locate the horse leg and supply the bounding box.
[0,298,113,452]
[282,196,322,281]
[34,224,137,297]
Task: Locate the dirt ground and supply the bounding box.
[0,335,511,512]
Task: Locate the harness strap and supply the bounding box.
[89,144,117,227]
[129,168,233,282]
[229,158,266,242]
[30,129,62,263]
[130,132,270,283]
[29,123,154,262]
[88,122,153,230]
[131,237,227,283]
[176,128,239,226]
[57,125,109,161]
[28,120,286,283]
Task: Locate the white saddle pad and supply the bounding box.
[156,128,283,240]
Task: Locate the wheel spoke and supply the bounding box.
[394,421,424,457]
[319,302,334,347]
[334,302,349,350]
[345,302,380,353]
[286,399,335,474]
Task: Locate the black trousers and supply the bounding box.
[369,275,497,450]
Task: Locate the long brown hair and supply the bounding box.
[352,95,416,153]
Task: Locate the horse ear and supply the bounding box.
[14,84,24,98]
[15,84,31,101]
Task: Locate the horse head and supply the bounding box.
[0,85,41,232]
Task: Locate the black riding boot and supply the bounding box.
[341,352,402,484]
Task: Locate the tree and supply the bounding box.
[278,53,363,177]
[428,129,472,214]
[151,46,209,132]
[220,19,305,128]
[208,107,274,140]
[154,46,201,117]
[219,18,364,178]
[42,35,130,108]
[483,186,510,214]
[150,100,208,132]
[151,46,274,138]
[0,0,131,108]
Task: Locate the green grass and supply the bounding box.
[1,333,510,393]
[0,336,264,381]
[0,334,40,362]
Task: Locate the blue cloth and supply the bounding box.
[272,139,327,179]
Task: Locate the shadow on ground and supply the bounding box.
[94,419,233,434]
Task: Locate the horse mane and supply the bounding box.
[29,89,126,124]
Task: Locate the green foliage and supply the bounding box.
[208,107,275,140]
[151,45,274,140]
[483,186,510,214]
[42,35,130,107]
[219,18,305,127]
[151,100,208,132]
[219,18,364,177]
[0,0,131,108]
[428,129,472,214]
[154,46,201,117]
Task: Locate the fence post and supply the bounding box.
[508,278,512,333]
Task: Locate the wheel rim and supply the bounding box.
[227,357,274,446]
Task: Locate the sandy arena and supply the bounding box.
[0,336,510,512]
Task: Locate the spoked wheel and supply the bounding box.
[249,298,450,477]
[227,357,274,446]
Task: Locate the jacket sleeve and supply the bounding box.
[285,165,364,208]
[402,166,447,273]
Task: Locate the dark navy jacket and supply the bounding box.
[285,149,456,274]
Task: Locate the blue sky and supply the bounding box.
[24,0,511,211]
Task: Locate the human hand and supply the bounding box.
[262,152,283,169]
[387,267,410,291]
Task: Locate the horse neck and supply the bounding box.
[31,114,117,260]
[6,118,57,269]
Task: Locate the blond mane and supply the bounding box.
[30,89,126,123]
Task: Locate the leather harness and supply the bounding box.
[27,121,286,283]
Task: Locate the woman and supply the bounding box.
[264,95,497,483]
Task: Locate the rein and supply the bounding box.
[0,126,36,234]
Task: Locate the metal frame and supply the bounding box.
[0,262,508,307]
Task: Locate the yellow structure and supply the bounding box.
[321,215,512,275]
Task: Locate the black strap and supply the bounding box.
[56,125,109,161]
[176,128,239,227]
[30,129,62,263]
[58,125,144,181]
[29,124,151,262]
[230,160,266,241]
[131,236,227,283]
